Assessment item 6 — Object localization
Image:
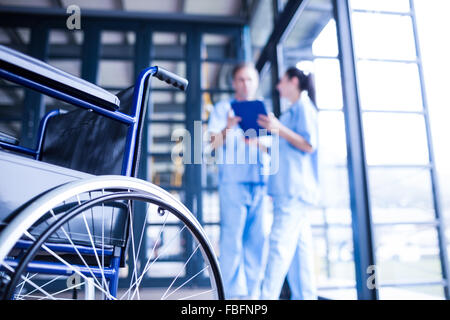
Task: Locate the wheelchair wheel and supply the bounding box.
[0,176,224,300]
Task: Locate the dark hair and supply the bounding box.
[285,67,316,105]
[231,62,258,80]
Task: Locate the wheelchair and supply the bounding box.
[0,44,224,300]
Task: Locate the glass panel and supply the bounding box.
[201,62,235,91]
[0,79,24,139]
[0,27,30,52]
[149,122,186,154]
[350,0,411,13]
[363,113,429,165]
[314,58,342,110]
[202,91,233,124]
[97,30,135,89]
[0,28,10,44]
[48,29,84,69]
[250,0,274,61]
[357,61,423,111]
[146,224,184,258]
[48,59,81,78]
[318,111,350,213]
[184,0,242,16]
[374,225,443,287]
[414,0,450,262]
[318,111,347,166]
[202,191,220,223]
[151,91,186,121]
[148,154,183,188]
[256,66,274,113]
[49,29,83,45]
[283,1,334,52]
[124,0,182,14]
[202,34,236,61]
[204,225,220,259]
[152,32,185,61]
[43,95,77,115]
[100,31,135,61]
[378,285,445,300]
[312,19,339,57]
[369,168,436,223]
[98,60,134,88]
[352,13,416,61]
[314,223,356,299]
[100,31,121,45]
[146,262,185,278]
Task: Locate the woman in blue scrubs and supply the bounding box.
[257,67,319,300]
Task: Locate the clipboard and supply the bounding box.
[230,100,270,136]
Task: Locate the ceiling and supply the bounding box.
[0,0,244,16]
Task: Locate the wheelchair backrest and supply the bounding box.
[0,44,151,178]
[40,86,136,176]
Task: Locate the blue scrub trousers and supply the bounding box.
[260,196,317,300]
[218,182,268,299]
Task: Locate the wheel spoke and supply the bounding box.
[163,265,210,300]
[17,274,62,299]
[2,262,55,300]
[127,201,152,297]
[161,242,201,300]
[48,208,105,291]
[16,272,33,298]
[23,231,115,300]
[130,224,187,300]
[126,198,141,300]
[38,280,84,300]
[76,194,111,297]
[178,288,215,301]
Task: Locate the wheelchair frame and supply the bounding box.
[0,45,223,300]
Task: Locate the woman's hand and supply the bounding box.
[226,111,242,130]
[257,112,282,133]
[258,112,314,153]
[211,111,241,149]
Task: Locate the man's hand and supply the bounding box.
[226,111,242,130]
[210,111,242,150]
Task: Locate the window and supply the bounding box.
[349,0,447,299]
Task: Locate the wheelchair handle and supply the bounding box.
[154,66,189,91]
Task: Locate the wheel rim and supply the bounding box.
[0,177,223,300]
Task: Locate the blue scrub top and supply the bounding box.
[208,99,268,184]
[268,96,319,205]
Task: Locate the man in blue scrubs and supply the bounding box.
[208,62,268,299]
